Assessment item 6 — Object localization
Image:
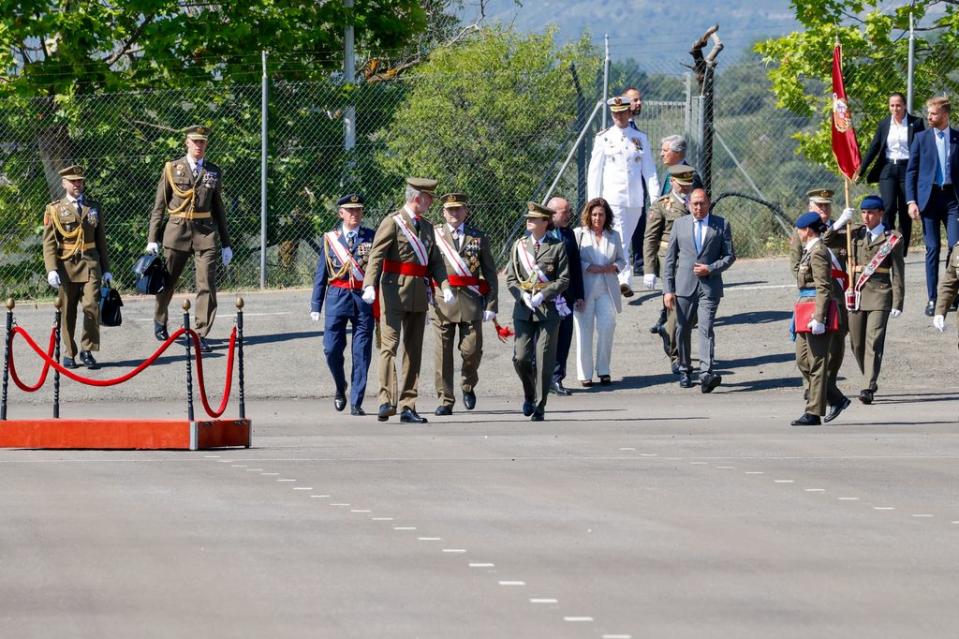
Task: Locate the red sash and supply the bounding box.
[446,274,490,294]
[383,260,428,277]
[330,279,363,290]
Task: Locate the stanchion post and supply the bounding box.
[53,297,62,419]
[1,298,14,421]
[183,299,195,422]
[236,296,245,419]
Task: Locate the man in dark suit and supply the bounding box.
[663,188,736,392]
[546,196,585,395]
[858,92,924,256]
[906,95,959,316]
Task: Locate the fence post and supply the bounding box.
[1,298,14,421]
[571,63,587,213]
[53,298,61,419]
[260,50,269,290]
[183,300,195,422]
[236,297,245,420]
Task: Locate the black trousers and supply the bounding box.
[879,162,911,256]
[552,313,574,384]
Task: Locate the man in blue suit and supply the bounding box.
[663,188,736,392]
[906,95,959,316]
[311,194,376,415]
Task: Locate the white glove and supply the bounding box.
[808,318,826,335]
[102,271,113,284]
[442,288,455,304]
[531,292,545,308]
[310,311,320,322]
[47,271,60,288]
[362,286,376,305]
[890,309,902,319]
[483,310,496,322]
[643,273,658,289]
[832,208,854,231]
[221,246,233,267]
[934,314,945,332]
[522,292,535,311]
[146,242,159,255]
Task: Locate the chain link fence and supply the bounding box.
[1,42,950,299]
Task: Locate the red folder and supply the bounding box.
[794,299,840,333]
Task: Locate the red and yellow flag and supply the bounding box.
[831,42,861,179]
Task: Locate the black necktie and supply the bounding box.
[412,216,420,232]
[347,233,356,250]
[454,230,461,250]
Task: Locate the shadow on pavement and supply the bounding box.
[245,330,321,346]
[716,310,792,327]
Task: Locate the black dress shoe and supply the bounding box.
[858,389,874,405]
[334,393,347,412]
[79,350,100,370]
[197,337,212,353]
[400,408,428,424]
[62,357,78,369]
[599,375,612,386]
[530,411,544,422]
[350,406,366,416]
[925,300,936,317]
[377,403,395,422]
[463,390,476,410]
[823,396,851,423]
[649,322,662,334]
[550,381,572,396]
[434,405,452,416]
[671,361,680,375]
[154,321,169,341]
[620,284,634,298]
[679,372,693,388]
[791,412,822,426]
[701,373,722,394]
[656,324,670,356]
[522,400,535,417]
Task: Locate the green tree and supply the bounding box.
[755,0,959,171]
[377,26,599,260]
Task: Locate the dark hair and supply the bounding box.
[579,197,614,232]
[889,92,906,104]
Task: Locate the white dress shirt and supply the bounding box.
[885,118,909,161]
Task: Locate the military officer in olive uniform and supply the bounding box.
[789,188,855,400]
[42,165,112,369]
[311,194,376,416]
[933,241,959,340]
[506,202,571,421]
[431,193,499,415]
[791,212,851,426]
[843,195,905,404]
[643,164,695,372]
[147,125,233,353]
[362,177,451,424]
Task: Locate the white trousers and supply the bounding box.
[610,204,644,287]
[574,293,617,381]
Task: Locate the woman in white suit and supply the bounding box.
[573,197,627,386]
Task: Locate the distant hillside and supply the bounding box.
[458,0,798,72]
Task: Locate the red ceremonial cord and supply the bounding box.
[8,326,57,392]
[6,325,238,420]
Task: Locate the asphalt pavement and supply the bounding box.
[1,254,957,638]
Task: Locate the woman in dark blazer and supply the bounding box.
[858,92,924,255]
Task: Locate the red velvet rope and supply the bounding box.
[6,325,238,419]
[9,326,57,392]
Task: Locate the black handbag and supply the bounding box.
[133,253,168,295]
[99,283,123,327]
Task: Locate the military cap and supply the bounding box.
[58,165,85,181]
[406,177,438,194]
[336,193,364,209]
[440,193,468,209]
[606,96,631,113]
[668,163,696,185]
[806,188,834,204]
[860,194,884,210]
[525,201,554,220]
[185,125,210,141]
[795,211,827,232]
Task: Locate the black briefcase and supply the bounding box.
[99,283,123,327]
[133,253,168,295]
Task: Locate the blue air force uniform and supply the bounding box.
[311,195,375,413]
